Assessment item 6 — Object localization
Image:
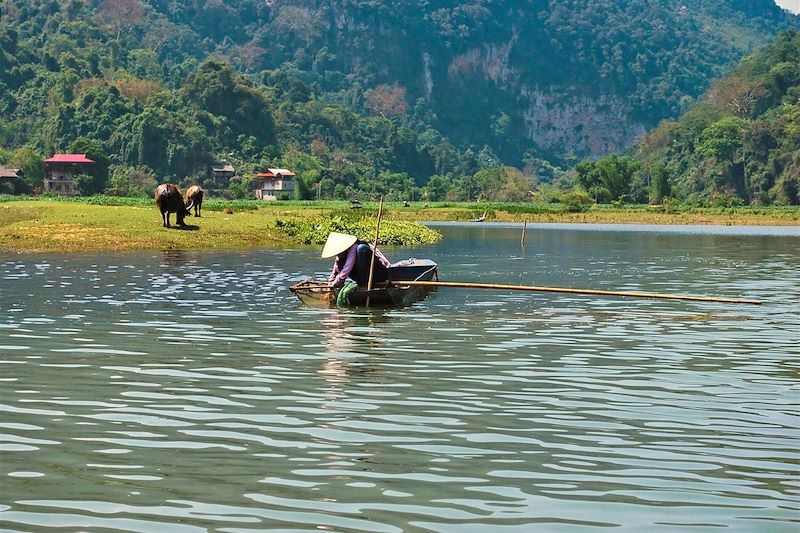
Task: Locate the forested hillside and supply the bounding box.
[0,0,797,202]
[633,30,800,205]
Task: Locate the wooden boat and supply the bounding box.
[290,259,438,307]
[471,210,487,222]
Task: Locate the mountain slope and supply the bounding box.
[0,0,797,198]
[635,29,800,205]
[140,0,797,161]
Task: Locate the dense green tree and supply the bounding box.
[574,160,601,191]
[68,137,110,194]
[6,145,46,193]
[495,167,535,202]
[184,61,274,146]
[106,164,158,197]
[595,155,639,200]
[573,154,639,201]
[649,163,672,204]
[275,148,322,200]
[424,174,450,202]
[696,117,748,160]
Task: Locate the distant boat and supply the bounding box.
[290,259,438,307]
[471,210,487,222]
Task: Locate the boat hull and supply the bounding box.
[290,259,438,308]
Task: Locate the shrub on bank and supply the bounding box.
[275,214,441,247]
[560,191,593,212]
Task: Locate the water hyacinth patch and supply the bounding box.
[274,214,441,246]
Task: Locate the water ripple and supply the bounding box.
[1,230,798,531]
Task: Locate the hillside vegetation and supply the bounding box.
[634,30,800,205]
[0,0,798,205]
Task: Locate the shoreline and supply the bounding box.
[1,199,798,253]
[389,207,800,226]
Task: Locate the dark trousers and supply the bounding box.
[352,244,388,286]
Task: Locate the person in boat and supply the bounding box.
[322,232,391,288]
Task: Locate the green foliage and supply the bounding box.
[6,146,45,193]
[636,30,800,205]
[106,164,158,197]
[560,190,594,212]
[574,160,598,191]
[466,166,535,202]
[574,155,640,201]
[0,0,797,206]
[68,137,110,192]
[649,163,672,204]
[597,155,640,200]
[183,61,274,145]
[696,117,748,159]
[274,213,441,247]
[424,175,450,202]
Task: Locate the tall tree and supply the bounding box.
[96,0,146,41]
[7,146,46,193]
[364,84,408,119]
[68,137,110,195]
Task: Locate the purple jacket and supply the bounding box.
[328,243,390,286]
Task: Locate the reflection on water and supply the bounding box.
[318,312,389,386]
[0,225,798,532]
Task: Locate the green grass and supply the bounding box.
[0,200,440,253]
[0,197,796,253]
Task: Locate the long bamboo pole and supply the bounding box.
[394,280,761,305]
[365,196,385,307]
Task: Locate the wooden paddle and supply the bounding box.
[365,196,385,307]
[393,280,762,305]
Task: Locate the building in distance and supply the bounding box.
[254,168,296,200]
[211,163,236,183]
[0,167,23,193]
[44,154,95,196]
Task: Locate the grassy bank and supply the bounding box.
[0,201,286,253]
[0,197,797,253]
[0,199,441,253]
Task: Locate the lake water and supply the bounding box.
[1,223,798,532]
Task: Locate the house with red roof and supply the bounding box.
[44,153,95,195]
[254,168,296,200]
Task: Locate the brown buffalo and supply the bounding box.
[155,183,192,227]
[185,185,204,217]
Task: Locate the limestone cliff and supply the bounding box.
[309,0,796,163]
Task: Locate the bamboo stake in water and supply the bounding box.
[521,220,527,249]
[395,280,761,305]
[365,196,385,307]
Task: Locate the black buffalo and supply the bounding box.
[155,183,192,227]
[185,185,204,217]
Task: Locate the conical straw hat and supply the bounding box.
[321,232,357,258]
